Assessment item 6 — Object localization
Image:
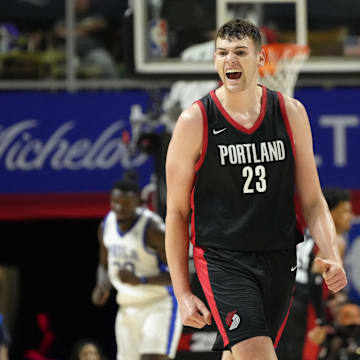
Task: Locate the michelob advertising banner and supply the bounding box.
[0,91,154,193]
[0,87,359,219]
[0,90,156,219]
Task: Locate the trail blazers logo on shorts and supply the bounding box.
[226,310,241,331]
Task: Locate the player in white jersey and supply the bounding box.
[91,178,182,360]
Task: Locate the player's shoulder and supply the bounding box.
[280,92,307,117]
[179,101,205,124]
[278,92,311,136]
[138,207,165,236]
[172,102,204,142]
[138,207,163,223]
[103,210,115,226]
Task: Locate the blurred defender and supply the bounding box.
[165,18,347,360]
[277,187,353,360]
[92,178,182,360]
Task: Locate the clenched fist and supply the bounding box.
[314,258,347,293]
[177,292,212,329]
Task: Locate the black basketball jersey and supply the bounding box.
[190,86,303,251]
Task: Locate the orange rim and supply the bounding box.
[259,43,310,77]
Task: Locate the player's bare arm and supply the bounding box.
[119,219,172,286]
[92,221,112,305]
[286,96,347,293]
[146,218,167,264]
[165,103,212,328]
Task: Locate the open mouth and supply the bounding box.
[226,70,242,80]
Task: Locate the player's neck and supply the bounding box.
[117,214,138,233]
[215,84,263,127]
[217,83,262,113]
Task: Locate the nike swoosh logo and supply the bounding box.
[291,266,297,272]
[212,128,227,135]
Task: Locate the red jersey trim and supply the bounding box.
[274,293,295,348]
[294,192,306,233]
[302,304,321,360]
[277,91,306,232]
[277,91,296,159]
[210,86,267,134]
[194,100,208,172]
[191,100,208,245]
[190,186,196,246]
[193,246,229,347]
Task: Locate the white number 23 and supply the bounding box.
[242,165,267,193]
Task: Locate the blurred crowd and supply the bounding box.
[276,188,360,360]
[0,0,359,80]
[0,0,127,79]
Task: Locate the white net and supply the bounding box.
[258,44,310,97]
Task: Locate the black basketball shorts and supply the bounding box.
[193,245,297,351]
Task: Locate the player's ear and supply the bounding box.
[258,48,266,67]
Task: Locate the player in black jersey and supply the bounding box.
[165,18,347,360]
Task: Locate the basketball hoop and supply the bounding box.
[258,43,310,97]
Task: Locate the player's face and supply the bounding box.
[110,189,139,223]
[214,36,265,93]
[331,200,353,234]
[79,344,101,360]
[337,304,360,326]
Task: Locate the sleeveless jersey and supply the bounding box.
[103,207,169,306]
[191,86,303,251]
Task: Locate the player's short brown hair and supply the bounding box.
[216,18,262,52]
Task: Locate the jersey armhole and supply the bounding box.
[194,100,208,172]
[142,218,157,255]
[278,92,307,233]
[277,91,297,160]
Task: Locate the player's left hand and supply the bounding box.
[314,258,347,293]
[118,269,142,285]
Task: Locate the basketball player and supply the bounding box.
[91,178,182,360]
[276,187,353,360]
[165,18,347,360]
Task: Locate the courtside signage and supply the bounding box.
[0,91,154,193]
[295,87,360,188]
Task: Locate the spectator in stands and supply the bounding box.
[54,0,117,78]
[308,302,360,360]
[70,339,107,360]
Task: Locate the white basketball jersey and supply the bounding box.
[295,230,315,284]
[103,207,169,306]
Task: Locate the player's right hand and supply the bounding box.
[178,292,212,328]
[91,285,110,306]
